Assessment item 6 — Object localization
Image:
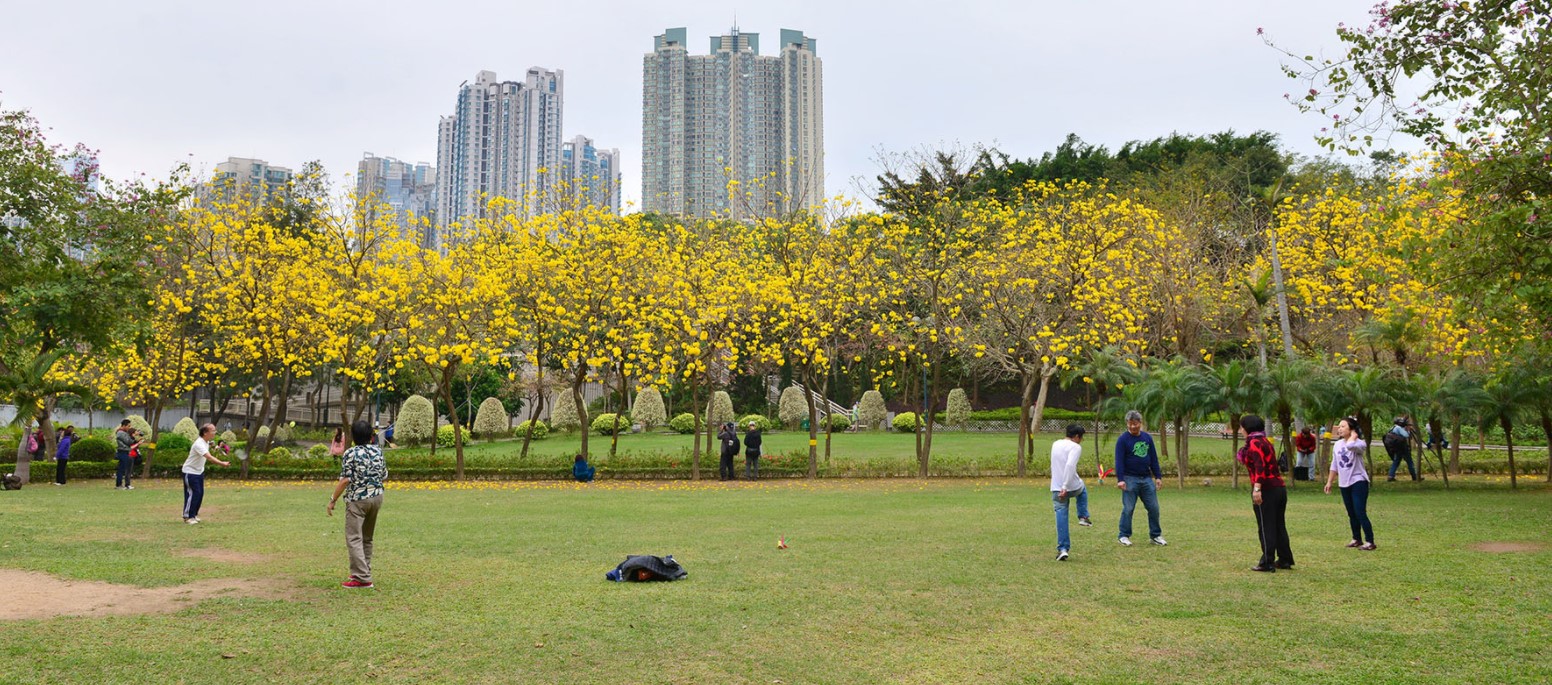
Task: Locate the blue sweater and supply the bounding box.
[1114,431,1162,479]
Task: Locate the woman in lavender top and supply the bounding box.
[1324,416,1376,550]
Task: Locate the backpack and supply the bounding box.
[1382,430,1409,456]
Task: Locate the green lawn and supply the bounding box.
[1,477,1548,683]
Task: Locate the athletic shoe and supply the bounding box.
[1057,549,1069,561]
[1250,565,1275,573]
[1077,517,1093,527]
[1275,562,1294,570]
[342,579,374,589]
[1151,536,1168,546]
[1118,537,1133,546]
[185,518,199,525]
[1359,542,1377,551]
[1346,539,1362,548]
[125,485,134,490]
[53,482,62,486]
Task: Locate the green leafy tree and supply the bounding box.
[1478,369,1534,489]
[1196,359,1267,489]
[0,349,93,484]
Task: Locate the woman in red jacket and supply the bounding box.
[1294,427,1318,481]
[1238,415,1294,572]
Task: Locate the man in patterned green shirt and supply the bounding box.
[328,420,387,588]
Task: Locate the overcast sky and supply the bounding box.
[0,0,1383,205]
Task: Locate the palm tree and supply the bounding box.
[1132,357,1210,489]
[1478,369,1533,489]
[1334,366,1407,477]
[1064,345,1137,449]
[1196,359,1267,489]
[1412,370,1488,487]
[1519,359,1552,483]
[1351,312,1424,372]
[1243,268,1273,371]
[1300,364,1349,476]
[0,349,94,485]
[1260,357,1316,481]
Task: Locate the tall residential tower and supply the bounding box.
[642,27,823,218]
[434,68,565,230]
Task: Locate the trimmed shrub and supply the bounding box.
[591,413,631,436]
[219,430,238,445]
[172,417,199,442]
[436,424,460,448]
[668,413,698,434]
[306,444,330,460]
[708,391,734,427]
[826,413,852,431]
[737,414,775,432]
[473,397,509,441]
[396,395,437,445]
[945,389,972,428]
[70,436,115,461]
[633,386,667,430]
[550,390,581,433]
[126,415,153,439]
[267,446,293,460]
[514,420,549,441]
[893,412,921,433]
[157,434,193,460]
[858,391,887,430]
[778,386,809,428]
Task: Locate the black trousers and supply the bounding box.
[55,459,67,484]
[719,452,736,480]
[1253,485,1293,567]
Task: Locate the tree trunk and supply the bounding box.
[689,380,703,480]
[1158,419,1169,459]
[610,363,625,458]
[1016,372,1034,478]
[1268,228,1296,357]
[920,363,941,478]
[146,403,164,479]
[438,363,465,480]
[1449,418,1462,475]
[1230,414,1242,490]
[802,370,819,478]
[250,375,274,456]
[1175,418,1187,489]
[572,367,590,460]
[268,370,294,452]
[1502,417,1517,489]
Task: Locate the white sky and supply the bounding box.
[0,0,1383,206]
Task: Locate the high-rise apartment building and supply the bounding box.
[560,135,622,213]
[214,157,294,197]
[435,68,565,230]
[357,154,437,246]
[642,27,823,218]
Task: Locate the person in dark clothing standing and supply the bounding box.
[1113,410,1166,546]
[743,421,763,480]
[53,426,75,485]
[717,422,740,481]
[1238,415,1294,572]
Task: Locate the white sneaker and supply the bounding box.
[1077,517,1093,527]
[1118,537,1133,546]
[1056,549,1069,561]
[186,518,199,525]
[125,485,134,490]
[1151,536,1168,546]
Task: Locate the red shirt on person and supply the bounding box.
[1295,432,1317,453]
[1237,432,1285,487]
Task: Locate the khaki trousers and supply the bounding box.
[345,495,382,583]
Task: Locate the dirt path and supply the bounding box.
[0,569,292,621]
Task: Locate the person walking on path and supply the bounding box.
[1294,427,1318,481]
[1238,415,1294,572]
[182,424,231,524]
[328,420,387,589]
[52,426,76,485]
[1114,410,1166,547]
[1326,417,1377,550]
[718,422,740,481]
[1050,424,1092,561]
[114,420,139,490]
[743,421,763,481]
[1383,417,1420,481]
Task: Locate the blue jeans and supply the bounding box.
[1052,488,1090,551]
[115,451,133,487]
[1340,479,1374,543]
[1119,475,1162,540]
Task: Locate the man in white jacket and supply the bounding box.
[1050,424,1091,561]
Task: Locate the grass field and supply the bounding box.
[1,476,1548,684]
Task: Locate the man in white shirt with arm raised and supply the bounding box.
[1050,424,1092,561]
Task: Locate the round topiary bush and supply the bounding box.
[737,414,775,432]
[549,390,582,433]
[945,388,972,428]
[219,430,238,445]
[267,446,293,460]
[157,434,193,459]
[473,397,509,441]
[668,413,698,434]
[396,395,437,445]
[514,420,549,441]
[172,417,199,442]
[778,386,809,428]
[69,436,115,461]
[893,412,921,433]
[126,415,153,439]
[436,423,459,448]
[826,413,852,431]
[591,413,630,436]
[708,391,734,427]
[858,391,887,431]
[633,386,667,431]
[306,444,330,460]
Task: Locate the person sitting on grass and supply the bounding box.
[573,454,595,483]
